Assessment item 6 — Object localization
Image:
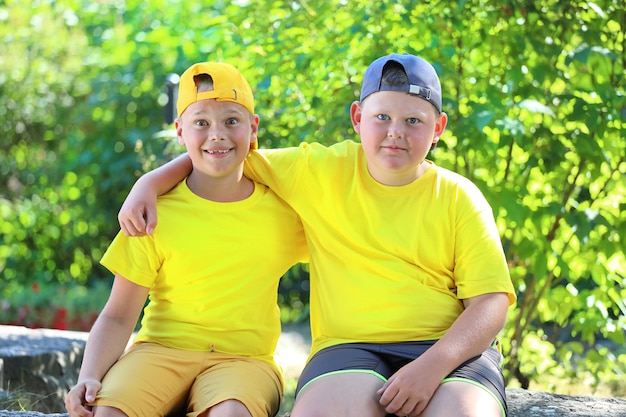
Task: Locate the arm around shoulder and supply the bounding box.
[118,153,192,236]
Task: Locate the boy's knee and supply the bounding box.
[93,405,129,417]
[201,399,253,417]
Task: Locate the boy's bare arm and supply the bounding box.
[65,275,149,417]
[377,292,510,416]
[118,153,192,236]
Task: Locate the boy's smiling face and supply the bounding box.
[176,98,258,180]
[351,90,447,186]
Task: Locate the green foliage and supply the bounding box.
[1,0,624,393]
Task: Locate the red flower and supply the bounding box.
[52,307,68,330]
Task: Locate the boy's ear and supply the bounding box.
[249,114,260,149]
[350,101,362,134]
[434,112,448,139]
[175,118,184,146]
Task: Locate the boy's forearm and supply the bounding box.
[423,292,509,377]
[143,153,193,196]
[78,316,135,382]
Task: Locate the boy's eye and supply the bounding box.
[377,114,390,121]
[226,118,239,125]
[407,117,419,125]
[194,119,209,126]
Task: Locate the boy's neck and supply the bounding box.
[367,159,432,186]
[186,170,254,202]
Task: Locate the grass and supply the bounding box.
[277,378,298,416]
[0,384,62,413]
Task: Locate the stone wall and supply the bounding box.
[507,388,626,416]
[1,325,625,417]
[0,326,87,413]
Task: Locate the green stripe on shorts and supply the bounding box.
[441,376,506,417]
[297,369,387,395]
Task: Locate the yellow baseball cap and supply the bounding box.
[176,62,255,118]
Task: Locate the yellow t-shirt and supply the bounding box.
[101,178,308,368]
[245,140,516,356]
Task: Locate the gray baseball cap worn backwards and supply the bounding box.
[360,53,442,113]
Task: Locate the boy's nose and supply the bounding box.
[208,126,225,141]
[387,124,404,139]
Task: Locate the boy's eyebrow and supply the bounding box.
[189,106,246,117]
[367,105,432,118]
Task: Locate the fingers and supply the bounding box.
[68,404,94,417]
[84,383,99,403]
[65,389,94,417]
[144,206,158,235]
[380,393,426,417]
[65,380,102,417]
[118,208,149,236]
[378,383,428,417]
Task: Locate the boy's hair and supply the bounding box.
[360,53,442,114]
[380,62,410,89]
[194,74,214,93]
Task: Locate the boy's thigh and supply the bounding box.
[423,380,503,417]
[293,344,390,417]
[397,345,507,417]
[188,357,282,417]
[295,343,396,395]
[95,343,205,417]
[292,372,386,417]
[441,347,507,417]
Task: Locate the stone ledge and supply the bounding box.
[0,326,88,413]
[0,413,68,417]
[2,326,625,416]
[506,388,626,416]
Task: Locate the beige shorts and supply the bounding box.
[93,342,283,417]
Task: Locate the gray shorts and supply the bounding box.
[295,341,507,417]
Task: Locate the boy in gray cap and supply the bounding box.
[118,53,516,417]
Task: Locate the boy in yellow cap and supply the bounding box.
[116,54,516,416]
[64,62,308,417]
